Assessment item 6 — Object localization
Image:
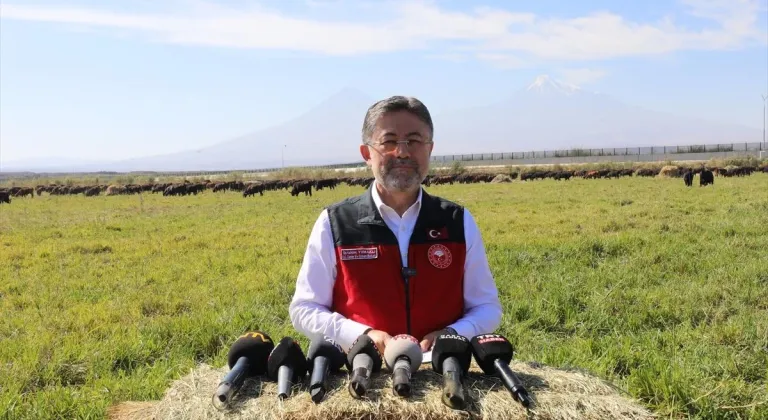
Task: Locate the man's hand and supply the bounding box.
[419,330,442,352]
[366,329,392,355]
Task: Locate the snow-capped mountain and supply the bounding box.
[431,74,759,155]
[525,75,583,96]
[3,75,761,172]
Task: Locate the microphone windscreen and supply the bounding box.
[470,334,514,375]
[307,336,346,372]
[431,333,471,373]
[227,331,275,375]
[383,335,422,371]
[267,337,308,381]
[345,334,382,372]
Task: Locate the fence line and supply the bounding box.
[2,141,766,180]
[427,142,767,164]
[255,141,767,174]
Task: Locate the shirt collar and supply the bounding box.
[371,179,423,216]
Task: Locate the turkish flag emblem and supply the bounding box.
[427,244,452,269]
[426,227,448,240]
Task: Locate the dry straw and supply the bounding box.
[490,175,514,183]
[657,166,681,178]
[108,360,655,420]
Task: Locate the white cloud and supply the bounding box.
[475,53,528,69]
[680,0,765,31]
[425,53,468,63]
[558,68,608,86]
[1,0,765,61]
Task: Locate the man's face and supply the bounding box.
[360,110,433,193]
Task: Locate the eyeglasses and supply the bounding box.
[368,139,433,152]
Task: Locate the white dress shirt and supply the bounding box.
[289,181,502,351]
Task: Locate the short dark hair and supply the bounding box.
[361,96,434,144]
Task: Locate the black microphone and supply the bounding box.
[266,337,308,400]
[306,336,346,403]
[383,334,422,397]
[431,332,472,409]
[215,331,275,404]
[345,334,382,399]
[470,334,531,408]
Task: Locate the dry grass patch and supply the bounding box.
[109,360,654,420]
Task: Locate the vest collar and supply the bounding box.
[357,181,435,227]
[371,179,423,221]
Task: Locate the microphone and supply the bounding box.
[345,334,382,399]
[306,336,346,403]
[431,332,472,409]
[215,331,275,404]
[266,337,308,400]
[383,334,422,397]
[470,333,531,408]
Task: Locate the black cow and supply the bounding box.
[12,187,34,198]
[699,169,714,186]
[163,185,185,196]
[290,181,313,197]
[683,170,694,187]
[0,191,10,204]
[243,183,265,197]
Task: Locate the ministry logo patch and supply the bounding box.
[427,244,452,269]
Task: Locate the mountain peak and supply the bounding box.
[326,86,374,103]
[306,87,375,114]
[526,75,581,95]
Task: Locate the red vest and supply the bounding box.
[326,186,466,340]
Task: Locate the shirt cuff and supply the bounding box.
[337,318,372,352]
[446,320,476,341]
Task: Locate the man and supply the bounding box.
[289,95,502,356]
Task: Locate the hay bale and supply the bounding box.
[105,185,127,196]
[490,175,513,183]
[657,166,681,178]
[108,360,655,420]
[107,401,157,420]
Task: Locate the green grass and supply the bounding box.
[1,175,767,419]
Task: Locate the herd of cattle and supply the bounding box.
[0,178,328,204]
[0,164,765,205]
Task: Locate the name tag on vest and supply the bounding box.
[341,247,379,261]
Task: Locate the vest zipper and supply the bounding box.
[401,250,414,336]
[403,267,411,336]
[384,219,413,336]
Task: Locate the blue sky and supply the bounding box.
[1,0,767,164]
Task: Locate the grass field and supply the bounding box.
[1,175,767,419]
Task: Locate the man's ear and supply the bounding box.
[360,144,372,165]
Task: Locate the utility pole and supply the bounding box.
[281,144,287,168]
[762,94,767,147]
